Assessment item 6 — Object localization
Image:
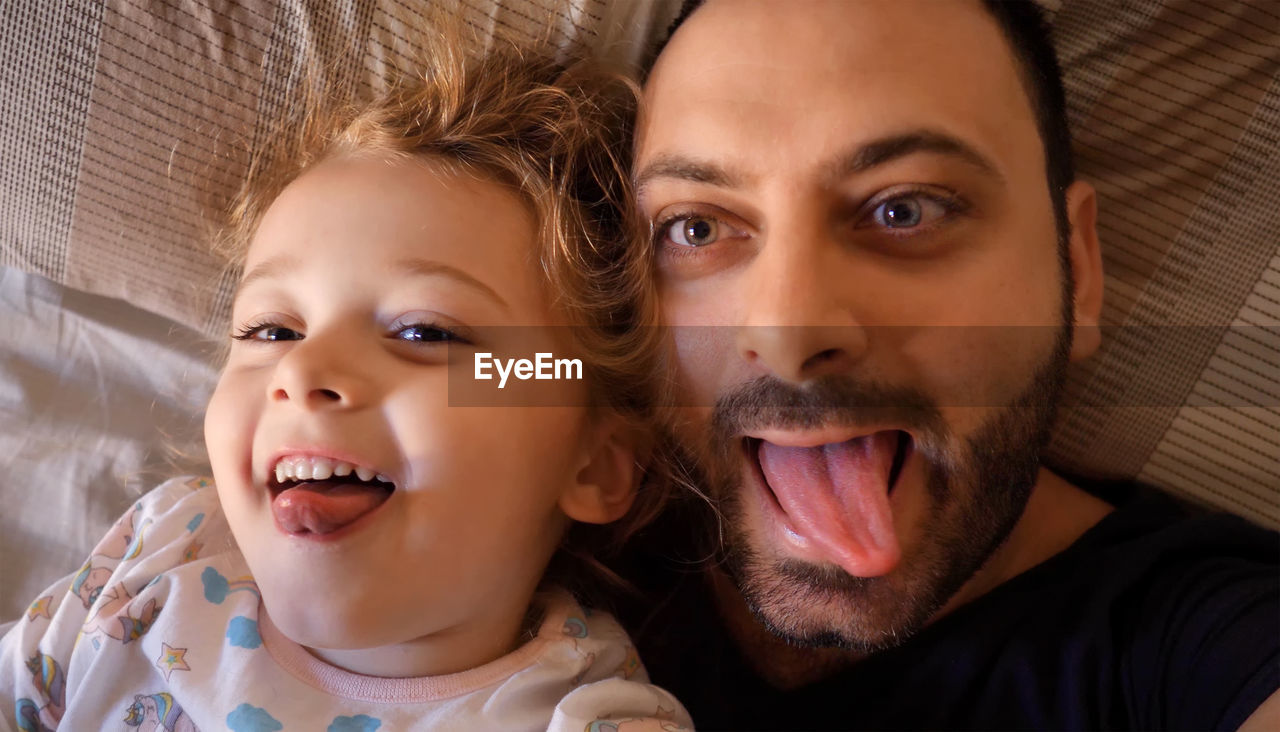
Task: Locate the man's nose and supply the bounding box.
[269,331,370,410]
[736,228,868,384]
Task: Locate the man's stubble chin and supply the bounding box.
[709,328,1072,653]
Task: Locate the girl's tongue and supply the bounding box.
[271,481,391,535]
[757,432,902,577]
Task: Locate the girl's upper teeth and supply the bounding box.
[273,456,387,484]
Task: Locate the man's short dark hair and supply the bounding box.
[654,0,1076,255]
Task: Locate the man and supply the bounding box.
[622,1,1280,729]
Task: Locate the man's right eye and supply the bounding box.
[232,324,302,342]
[664,215,722,247]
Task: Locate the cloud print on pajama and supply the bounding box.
[201,566,263,649]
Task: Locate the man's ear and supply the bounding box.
[1065,180,1104,362]
[558,415,640,525]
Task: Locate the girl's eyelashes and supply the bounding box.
[392,322,470,345]
[229,318,472,346]
[388,312,475,346]
[232,321,302,342]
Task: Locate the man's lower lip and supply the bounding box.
[738,432,914,551]
[744,437,782,512]
[744,431,913,497]
[887,431,910,491]
[740,438,812,553]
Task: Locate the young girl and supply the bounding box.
[0,27,692,732]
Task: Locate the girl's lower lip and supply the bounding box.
[269,488,393,543]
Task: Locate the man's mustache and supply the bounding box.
[709,375,949,444]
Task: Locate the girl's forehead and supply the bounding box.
[263,154,529,235]
[253,156,527,259]
[237,154,566,324]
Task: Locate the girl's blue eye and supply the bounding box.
[396,324,459,343]
[233,324,302,341]
[665,216,721,247]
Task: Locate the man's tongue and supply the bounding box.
[757,432,901,577]
[271,481,390,535]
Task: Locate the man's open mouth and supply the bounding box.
[268,456,396,536]
[742,429,911,577]
[746,429,911,498]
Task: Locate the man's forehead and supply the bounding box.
[638,0,1037,182]
[655,0,1004,60]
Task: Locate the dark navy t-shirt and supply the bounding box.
[615,487,1280,731]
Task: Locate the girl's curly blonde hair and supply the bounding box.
[212,22,680,597]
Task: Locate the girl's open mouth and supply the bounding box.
[268,456,395,536]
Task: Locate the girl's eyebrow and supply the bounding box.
[235,255,509,310]
[235,254,294,299]
[395,257,508,310]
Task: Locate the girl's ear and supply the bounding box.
[559,415,641,525]
[1065,180,1105,362]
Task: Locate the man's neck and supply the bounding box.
[712,467,1114,690]
[708,567,868,690]
[937,468,1113,615]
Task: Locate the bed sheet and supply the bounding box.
[0,266,216,620]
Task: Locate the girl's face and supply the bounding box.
[204,154,628,675]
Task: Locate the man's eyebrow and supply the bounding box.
[395,257,508,309]
[634,154,745,192]
[825,129,1004,184]
[635,130,1004,194]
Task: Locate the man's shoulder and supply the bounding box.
[1069,485,1279,730]
[945,482,1278,658]
[1060,483,1279,587]
[993,483,1278,657]
[803,485,1280,731]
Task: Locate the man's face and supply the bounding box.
[636,0,1090,650]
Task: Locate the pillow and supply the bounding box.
[0,0,1275,526]
[0,266,216,620]
[1043,0,1279,526]
[0,0,679,334]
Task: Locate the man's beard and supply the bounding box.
[696,324,1073,653]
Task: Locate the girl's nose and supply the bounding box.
[268,335,370,410]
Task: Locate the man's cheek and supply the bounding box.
[670,325,737,408]
[896,325,1051,409]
